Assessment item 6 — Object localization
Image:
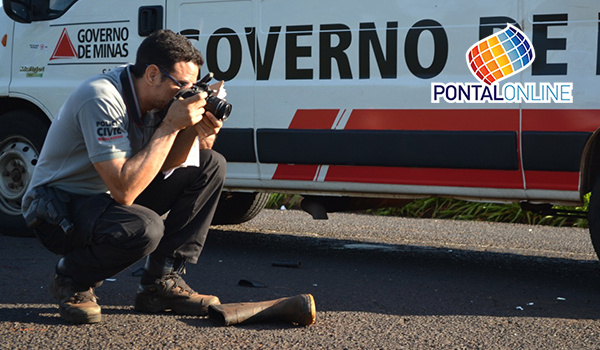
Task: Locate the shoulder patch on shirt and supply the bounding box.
[96,119,125,141]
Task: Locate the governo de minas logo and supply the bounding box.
[432,24,572,104]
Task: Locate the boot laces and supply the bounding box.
[163,273,196,296]
[70,289,98,304]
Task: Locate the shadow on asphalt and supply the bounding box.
[1,229,600,325]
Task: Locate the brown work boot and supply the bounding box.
[209,294,317,326]
[49,274,101,324]
[134,273,220,316]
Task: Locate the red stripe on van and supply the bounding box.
[524,171,579,191]
[287,109,339,129]
[345,109,519,131]
[522,109,600,132]
[271,164,322,181]
[324,166,524,189]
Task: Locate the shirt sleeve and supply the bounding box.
[77,98,132,164]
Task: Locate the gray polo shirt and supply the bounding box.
[21,65,161,213]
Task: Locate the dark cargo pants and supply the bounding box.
[58,149,226,288]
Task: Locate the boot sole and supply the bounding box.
[58,308,102,324]
[302,294,317,326]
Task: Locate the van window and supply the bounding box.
[3,0,78,23]
[49,0,76,12]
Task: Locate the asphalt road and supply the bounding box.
[1,209,600,349]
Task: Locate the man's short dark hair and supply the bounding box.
[131,29,204,79]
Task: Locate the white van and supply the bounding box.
[2,0,600,258]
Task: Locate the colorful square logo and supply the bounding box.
[466,24,535,85]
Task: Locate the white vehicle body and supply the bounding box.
[1,0,600,234]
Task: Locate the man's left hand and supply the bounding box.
[194,111,222,149]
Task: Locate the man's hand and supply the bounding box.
[194,111,223,149]
[194,111,222,139]
[161,91,208,133]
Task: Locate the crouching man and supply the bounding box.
[22,29,226,324]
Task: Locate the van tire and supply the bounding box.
[588,177,600,260]
[0,110,49,237]
[211,192,270,225]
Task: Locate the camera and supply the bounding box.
[175,72,232,121]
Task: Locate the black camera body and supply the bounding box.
[176,72,232,121]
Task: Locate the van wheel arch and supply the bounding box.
[0,109,50,236]
[211,191,271,225]
[581,127,600,260]
[579,128,600,198]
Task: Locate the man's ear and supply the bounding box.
[145,64,160,86]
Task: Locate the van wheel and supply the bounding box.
[211,192,270,225]
[588,177,600,261]
[0,110,49,237]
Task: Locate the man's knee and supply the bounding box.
[133,207,164,255]
[96,204,164,256]
[201,149,226,180]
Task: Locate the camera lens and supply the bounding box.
[205,96,232,121]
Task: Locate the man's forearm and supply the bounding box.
[162,126,198,171]
[161,121,217,171]
[97,123,180,206]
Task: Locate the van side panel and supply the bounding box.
[171,0,599,203]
